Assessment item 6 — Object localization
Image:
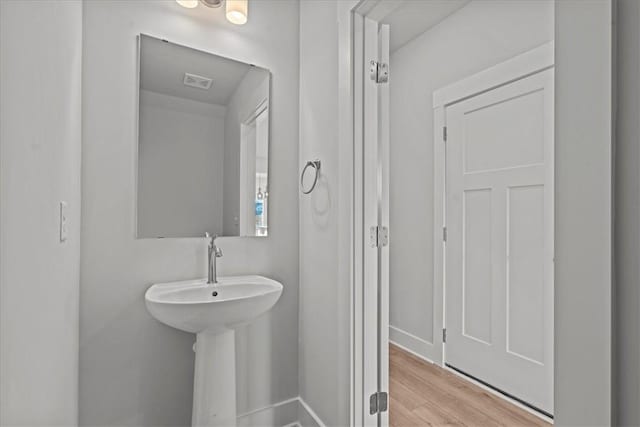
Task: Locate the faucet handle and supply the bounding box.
[215,247,223,257]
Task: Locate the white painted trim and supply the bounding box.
[360,0,406,21]
[553,2,612,423]
[299,397,327,427]
[362,16,380,427]
[242,97,268,125]
[335,1,354,415]
[236,397,299,427]
[378,22,391,427]
[236,397,298,419]
[338,2,365,425]
[433,41,554,108]
[351,11,365,424]
[354,0,383,18]
[235,397,327,427]
[433,105,446,367]
[134,34,141,239]
[389,326,438,364]
[389,335,438,366]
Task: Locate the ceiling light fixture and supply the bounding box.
[200,0,223,8]
[176,0,248,25]
[176,0,198,8]
[226,0,248,25]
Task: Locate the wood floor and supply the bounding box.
[389,344,551,427]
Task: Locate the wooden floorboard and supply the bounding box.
[389,344,551,427]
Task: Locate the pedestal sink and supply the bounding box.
[145,275,283,427]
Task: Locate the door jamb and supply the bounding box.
[337,2,365,426]
[339,1,391,425]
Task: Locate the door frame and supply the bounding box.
[239,100,268,235]
[433,41,555,366]
[339,1,613,426]
[338,2,391,425]
[433,42,555,418]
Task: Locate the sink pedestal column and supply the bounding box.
[192,330,236,427]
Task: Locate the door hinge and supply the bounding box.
[443,328,447,343]
[369,391,388,415]
[370,226,389,248]
[442,226,447,242]
[443,126,448,142]
[369,60,389,84]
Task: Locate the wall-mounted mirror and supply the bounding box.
[136,34,270,238]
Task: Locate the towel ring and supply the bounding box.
[301,160,321,194]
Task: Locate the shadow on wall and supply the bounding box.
[310,175,332,230]
[235,314,279,416]
[81,293,194,425]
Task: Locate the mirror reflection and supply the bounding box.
[137,34,270,238]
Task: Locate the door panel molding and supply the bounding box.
[433,41,554,109]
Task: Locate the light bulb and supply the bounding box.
[226,0,248,25]
[176,0,198,8]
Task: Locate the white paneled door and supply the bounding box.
[445,68,554,415]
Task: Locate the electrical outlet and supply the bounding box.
[59,201,68,242]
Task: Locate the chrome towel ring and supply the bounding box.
[301,160,321,194]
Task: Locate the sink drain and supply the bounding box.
[211,291,218,297]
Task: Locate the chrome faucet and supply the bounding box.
[205,232,223,284]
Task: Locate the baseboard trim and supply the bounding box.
[237,397,299,427]
[298,398,326,427]
[389,325,440,364]
[390,338,437,366]
[235,397,326,427]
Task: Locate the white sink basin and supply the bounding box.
[145,275,283,334]
[144,275,283,426]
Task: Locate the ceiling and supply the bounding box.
[140,34,258,105]
[377,0,471,52]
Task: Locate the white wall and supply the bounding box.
[554,1,612,424]
[614,0,640,425]
[80,2,299,425]
[223,68,270,236]
[0,1,82,425]
[299,1,350,425]
[388,0,554,360]
[138,90,225,238]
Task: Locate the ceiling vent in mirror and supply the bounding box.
[183,73,213,90]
